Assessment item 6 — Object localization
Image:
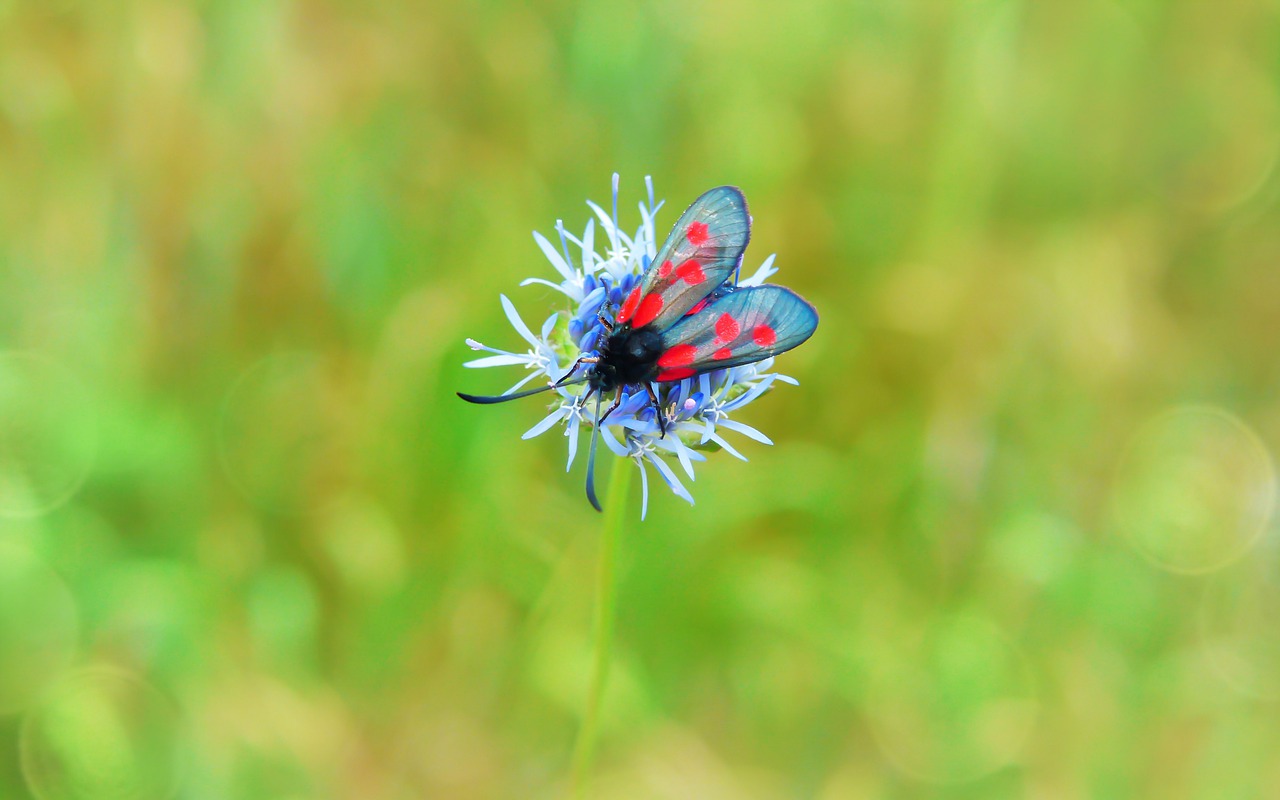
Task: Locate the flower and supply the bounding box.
[463,174,799,519]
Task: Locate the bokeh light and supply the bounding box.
[0,354,96,518]
[1200,558,1280,701]
[1112,407,1275,574]
[0,542,79,714]
[20,668,184,800]
[2,0,1280,794]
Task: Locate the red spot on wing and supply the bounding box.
[657,260,673,278]
[752,324,777,347]
[656,367,696,381]
[713,347,732,360]
[685,298,709,317]
[686,221,709,246]
[618,286,641,323]
[657,344,697,368]
[714,313,740,343]
[631,293,664,328]
[675,259,705,285]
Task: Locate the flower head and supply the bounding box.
[463,175,799,519]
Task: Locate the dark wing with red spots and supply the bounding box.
[616,186,750,332]
[652,285,819,381]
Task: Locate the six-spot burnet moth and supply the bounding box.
[458,186,819,511]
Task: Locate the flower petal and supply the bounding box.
[464,354,529,368]
[533,230,574,282]
[500,294,540,349]
[647,451,694,505]
[637,457,650,521]
[520,277,581,300]
[503,371,541,396]
[523,407,566,440]
[541,312,559,341]
[702,426,748,461]
[565,415,581,471]
[719,418,774,445]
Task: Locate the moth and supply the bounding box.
[459,186,819,511]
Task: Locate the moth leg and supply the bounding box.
[555,355,599,387]
[597,311,615,332]
[646,382,666,438]
[598,390,624,425]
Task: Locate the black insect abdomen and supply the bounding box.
[593,327,663,390]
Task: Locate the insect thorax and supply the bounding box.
[591,326,664,391]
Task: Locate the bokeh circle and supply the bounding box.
[1200,562,1280,701]
[1112,407,1275,574]
[0,353,97,517]
[20,667,184,800]
[866,613,1038,783]
[0,542,79,714]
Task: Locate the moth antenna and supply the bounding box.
[457,378,586,405]
[584,390,605,512]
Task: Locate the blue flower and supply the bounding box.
[463,175,799,519]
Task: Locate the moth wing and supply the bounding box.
[652,285,819,381]
[616,186,750,332]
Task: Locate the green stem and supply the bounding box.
[569,456,632,799]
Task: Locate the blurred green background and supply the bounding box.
[2,0,1280,797]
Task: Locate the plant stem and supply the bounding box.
[569,456,631,799]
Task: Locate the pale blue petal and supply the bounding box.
[523,407,565,439]
[724,375,777,410]
[581,218,596,273]
[533,231,574,282]
[720,418,773,445]
[500,295,540,348]
[503,371,541,396]
[740,253,778,286]
[520,277,580,300]
[703,426,747,461]
[647,451,694,505]
[637,458,650,521]
[599,424,629,457]
[565,415,580,471]
[464,354,528,368]
[586,200,619,252]
[540,312,559,341]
